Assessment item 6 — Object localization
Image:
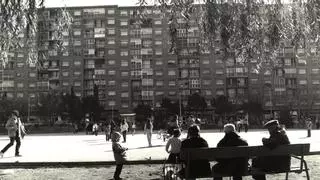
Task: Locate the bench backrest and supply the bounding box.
[180,144,310,161]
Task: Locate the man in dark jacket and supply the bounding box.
[180,125,211,179]
[212,123,248,180]
[252,120,291,180]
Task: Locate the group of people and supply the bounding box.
[164,119,290,180]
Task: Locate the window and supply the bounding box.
[107,39,115,45]
[108,60,115,65]
[121,92,129,97]
[312,80,320,85]
[74,60,81,66]
[16,62,24,68]
[216,69,224,75]
[62,61,70,67]
[202,59,209,64]
[203,80,211,85]
[73,30,81,36]
[107,19,115,25]
[155,49,162,55]
[168,70,176,76]
[299,80,307,85]
[108,91,116,96]
[74,11,81,16]
[120,40,128,46]
[74,71,81,76]
[121,60,128,67]
[62,81,69,86]
[108,50,116,55]
[108,81,116,86]
[107,9,115,15]
[155,40,162,45]
[74,81,81,86]
[311,68,320,74]
[108,28,115,35]
[29,72,36,77]
[29,83,36,88]
[169,81,176,86]
[298,69,306,74]
[156,60,163,65]
[205,90,212,96]
[120,10,128,16]
[121,71,129,77]
[216,80,224,85]
[154,20,162,25]
[62,71,69,77]
[120,50,128,56]
[156,81,163,86]
[154,29,162,35]
[120,20,128,26]
[120,29,128,36]
[17,83,24,88]
[216,59,223,64]
[17,93,24,98]
[156,71,163,76]
[121,82,128,87]
[108,70,116,75]
[74,40,81,46]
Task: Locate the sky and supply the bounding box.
[44,0,147,8]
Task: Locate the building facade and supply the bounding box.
[1,5,320,121]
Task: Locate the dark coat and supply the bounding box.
[253,128,291,172]
[181,136,211,178]
[213,132,249,176]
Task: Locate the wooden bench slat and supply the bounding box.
[180,144,310,160]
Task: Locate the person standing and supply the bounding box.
[252,120,290,180]
[316,118,320,129]
[131,122,136,136]
[306,118,313,137]
[0,110,26,158]
[144,117,153,147]
[120,119,129,143]
[92,122,99,136]
[212,124,248,180]
[111,132,128,180]
[105,123,111,141]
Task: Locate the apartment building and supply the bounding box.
[1,5,320,119]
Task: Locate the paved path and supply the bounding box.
[0,129,319,163]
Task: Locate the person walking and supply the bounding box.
[120,119,129,143]
[0,110,26,158]
[212,124,248,180]
[111,132,128,180]
[105,123,111,141]
[92,122,99,136]
[144,117,153,147]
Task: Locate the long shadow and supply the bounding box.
[104,145,165,152]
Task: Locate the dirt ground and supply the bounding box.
[0,155,319,180]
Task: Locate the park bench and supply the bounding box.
[180,143,310,180]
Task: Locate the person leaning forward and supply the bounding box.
[252,120,291,180]
[212,123,249,180]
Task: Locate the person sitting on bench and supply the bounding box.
[180,125,211,179]
[212,123,249,180]
[252,119,291,180]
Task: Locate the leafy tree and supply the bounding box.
[214,95,233,116]
[138,0,320,70]
[0,0,72,66]
[161,97,180,116]
[241,100,264,125]
[187,93,207,114]
[134,103,153,124]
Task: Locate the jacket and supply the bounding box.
[215,132,249,175]
[5,117,25,138]
[181,136,211,178]
[112,142,127,164]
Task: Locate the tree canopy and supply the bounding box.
[138,0,320,70]
[0,0,72,66]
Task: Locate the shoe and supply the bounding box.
[0,152,3,158]
[113,177,122,180]
[15,154,22,157]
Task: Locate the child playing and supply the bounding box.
[111,132,128,180]
[165,128,182,164]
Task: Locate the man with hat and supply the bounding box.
[0,110,25,158]
[179,125,211,179]
[252,119,291,180]
[212,124,248,180]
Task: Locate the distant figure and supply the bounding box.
[144,118,153,147]
[120,119,129,143]
[217,118,223,132]
[316,118,320,129]
[180,125,211,178]
[243,114,249,132]
[0,110,26,158]
[212,124,248,180]
[105,123,111,141]
[92,123,99,136]
[73,123,78,134]
[167,115,179,136]
[306,118,313,137]
[131,122,136,136]
[252,120,290,180]
[85,115,90,135]
[165,129,182,164]
[112,132,128,180]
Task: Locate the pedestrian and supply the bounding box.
[85,114,90,135]
[131,122,136,136]
[111,132,128,180]
[179,125,211,179]
[120,118,129,143]
[316,118,320,129]
[217,118,223,132]
[243,113,249,132]
[306,118,313,137]
[144,117,153,147]
[0,110,26,158]
[252,120,291,180]
[165,128,182,164]
[105,123,111,141]
[92,122,99,136]
[212,123,248,180]
[73,123,78,134]
[167,115,179,137]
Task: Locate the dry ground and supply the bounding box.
[0,156,319,180]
